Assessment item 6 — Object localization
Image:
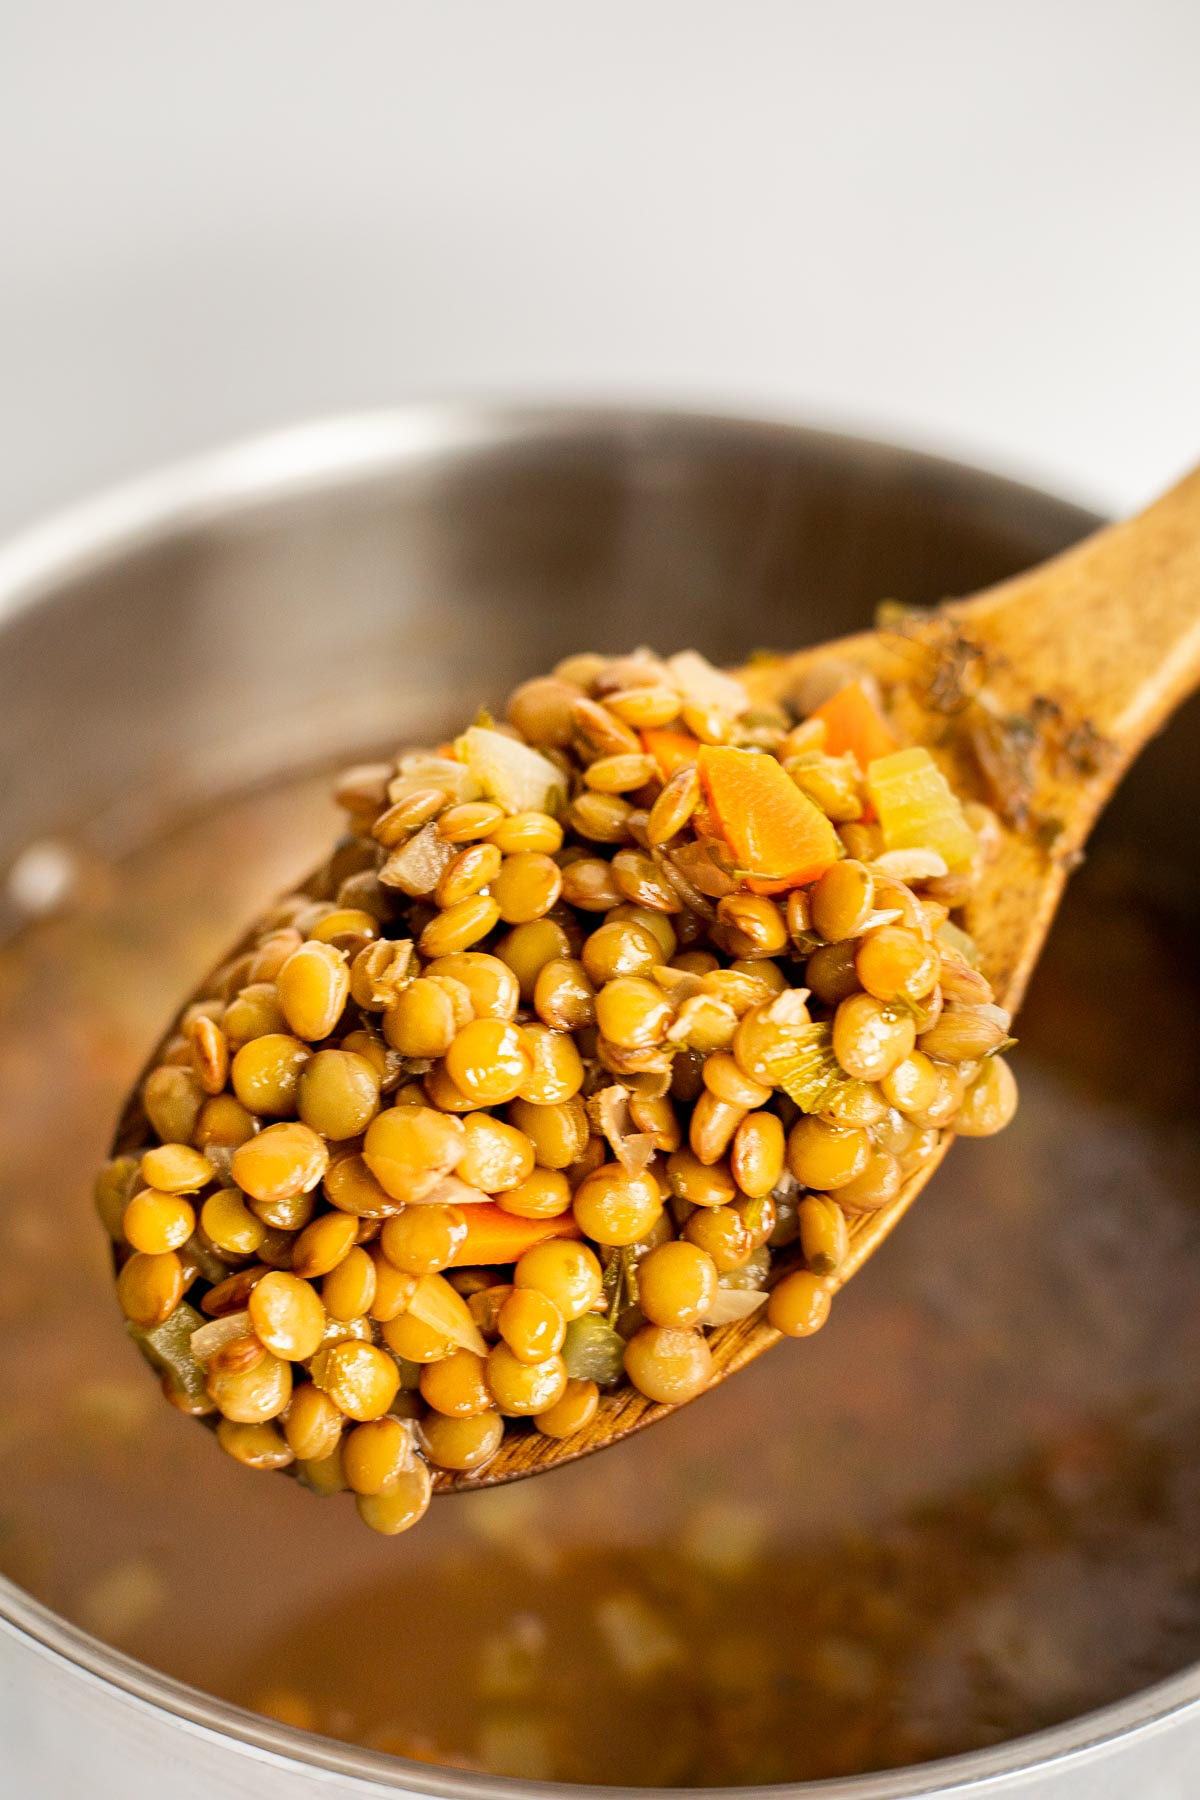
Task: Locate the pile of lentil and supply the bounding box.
[98,647,1018,1535]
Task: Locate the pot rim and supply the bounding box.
[3,401,1189,1797]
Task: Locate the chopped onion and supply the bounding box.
[190,1310,255,1365]
[650,965,705,1003]
[379,821,457,895]
[407,1273,489,1356]
[766,988,812,1027]
[404,1174,493,1206]
[845,906,903,937]
[870,848,950,882]
[588,1082,630,1137]
[666,650,750,720]
[588,1084,657,1175]
[459,726,567,816]
[700,1287,769,1326]
[389,755,480,803]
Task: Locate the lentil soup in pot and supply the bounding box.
[3,700,1200,1785]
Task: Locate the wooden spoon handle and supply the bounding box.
[956,461,1200,758]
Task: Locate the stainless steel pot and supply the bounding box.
[1,406,1197,1799]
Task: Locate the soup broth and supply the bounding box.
[2,767,1200,1785]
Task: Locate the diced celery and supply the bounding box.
[127,1301,208,1407]
[458,726,567,817]
[769,1022,847,1113]
[562,1314,626,1384]
[866,747,978,869]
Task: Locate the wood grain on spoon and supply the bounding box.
[455,460,1200,1491]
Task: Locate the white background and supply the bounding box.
[1,0,1198,538]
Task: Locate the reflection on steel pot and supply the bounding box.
[2,407,1200,1798]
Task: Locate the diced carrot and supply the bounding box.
[697,745,841,894]
[811,679,897,771]
[447,1203,582,1267]
[434,741,459,760]
[641,727,702,777]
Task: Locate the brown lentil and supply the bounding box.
[248,1272,327,1361]
[810,860,875,942]
[533,957,596,1030]
[231,1034,311,1117]
[508,1096,590,1170]
[343,1417,415,1494]
[832,993,917,1082]
[856,926,939,1004]
[514,1239,603,1320]
[572,1164,662,1247]
[798,1194,849,1276]
[730,1110,786,1198]
[298,1049,381,1140]
[624,1325,713,1403]
[355,1462,432,1535]
[424,951,519,1022]
[419,895,502,959]
[316,1340,400,1421]
[683,1204,753,1272]
[435,841,503,909]
[560,856,623,910]
[499,1288,566,1364]
[283,1384,345,1462]
[768,1270,831,1337]
[535,1377,600,1438]
[201,1187,269,1258]
[380,1204,469,1276]
[518,1025,584,1105]
[957,1055,1018,1136]
[487,1343,568,1417]
[140,1142,213,1193]
[232,1123,329,1204]
[322,1246,377,1320]
[217,1419,294,1470]
[639,1241,719,1329]
[142,1065,205,1143]
[445,1019,532,1107]
[123,1190,196,1255]
[117,1250,185,1327]
[420,1409,504,1472]
[193,1094,259,1149]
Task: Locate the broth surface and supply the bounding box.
[2,773,1200,1785]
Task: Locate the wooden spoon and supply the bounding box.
[454,459,1200,1489]
[114,462,1200,1495]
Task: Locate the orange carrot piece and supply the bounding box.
[810,680,897,771]
[641,727,702,777]
[447,1203,581,1267]
[697,745,840,894]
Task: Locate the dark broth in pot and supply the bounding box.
[2,760,1199,1787]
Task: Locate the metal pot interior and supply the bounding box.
[2,407,1200,1797]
